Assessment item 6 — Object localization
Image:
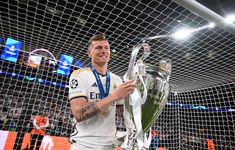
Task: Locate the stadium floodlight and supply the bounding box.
[146,23,215,41]
[172,28,193,40]
[225,14,235,24]
[172,23,215,40]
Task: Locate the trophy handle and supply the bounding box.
[124,42,150,117]
[126,43,150,80]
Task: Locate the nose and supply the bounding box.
[100,47,106,52]
[100,47,109,53]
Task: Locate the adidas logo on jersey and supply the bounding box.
[91,82,98,87]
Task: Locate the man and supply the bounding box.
[69,33,135,150]
[151,130,160,150]
[30,112,49,150]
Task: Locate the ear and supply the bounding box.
[87,50,91,58]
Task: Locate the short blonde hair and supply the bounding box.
[88,33,107,49]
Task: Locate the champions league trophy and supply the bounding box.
[121,43,172,150]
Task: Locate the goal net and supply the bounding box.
[0,0,234,149]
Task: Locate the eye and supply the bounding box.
[94,46,102,50]
[105,46,110,50]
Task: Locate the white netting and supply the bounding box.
[0,0,235,149]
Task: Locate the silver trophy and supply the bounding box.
[121,43,172,150]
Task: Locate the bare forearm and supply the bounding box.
[74,95,117,122]
[75,102,100,122]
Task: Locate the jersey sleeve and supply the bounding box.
[69,69,88,101]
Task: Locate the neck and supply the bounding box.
[92,63,108,75]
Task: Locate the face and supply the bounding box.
[88,40,110,65]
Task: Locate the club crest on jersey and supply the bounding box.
[113,83,117,89]
[70,79,78,89]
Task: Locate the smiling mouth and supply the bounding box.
[99,55,107,58]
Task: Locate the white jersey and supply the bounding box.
[69,67,123,150]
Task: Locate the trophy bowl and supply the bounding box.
[140,64,171,132]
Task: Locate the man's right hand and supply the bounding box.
[111,80,136,101]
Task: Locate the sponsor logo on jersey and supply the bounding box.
[90,92,100,99]
[91,82,98,87]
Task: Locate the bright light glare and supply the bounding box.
[225,14,235,24]
[172,28,192,40]
[172,23,215,40]
[208,22,215,28]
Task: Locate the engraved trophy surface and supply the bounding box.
[121,43,172,150]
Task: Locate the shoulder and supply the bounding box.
[45,116,49,121]
[110,72,121,79]
[110,72,122,83]
[71,67,91,75]
[71,68,91,77]
[35,115,40,120]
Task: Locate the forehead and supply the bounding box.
[91,40,109,47]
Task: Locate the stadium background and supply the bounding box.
[0,0,234,149]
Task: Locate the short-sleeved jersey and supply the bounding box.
[69,67,123,149]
